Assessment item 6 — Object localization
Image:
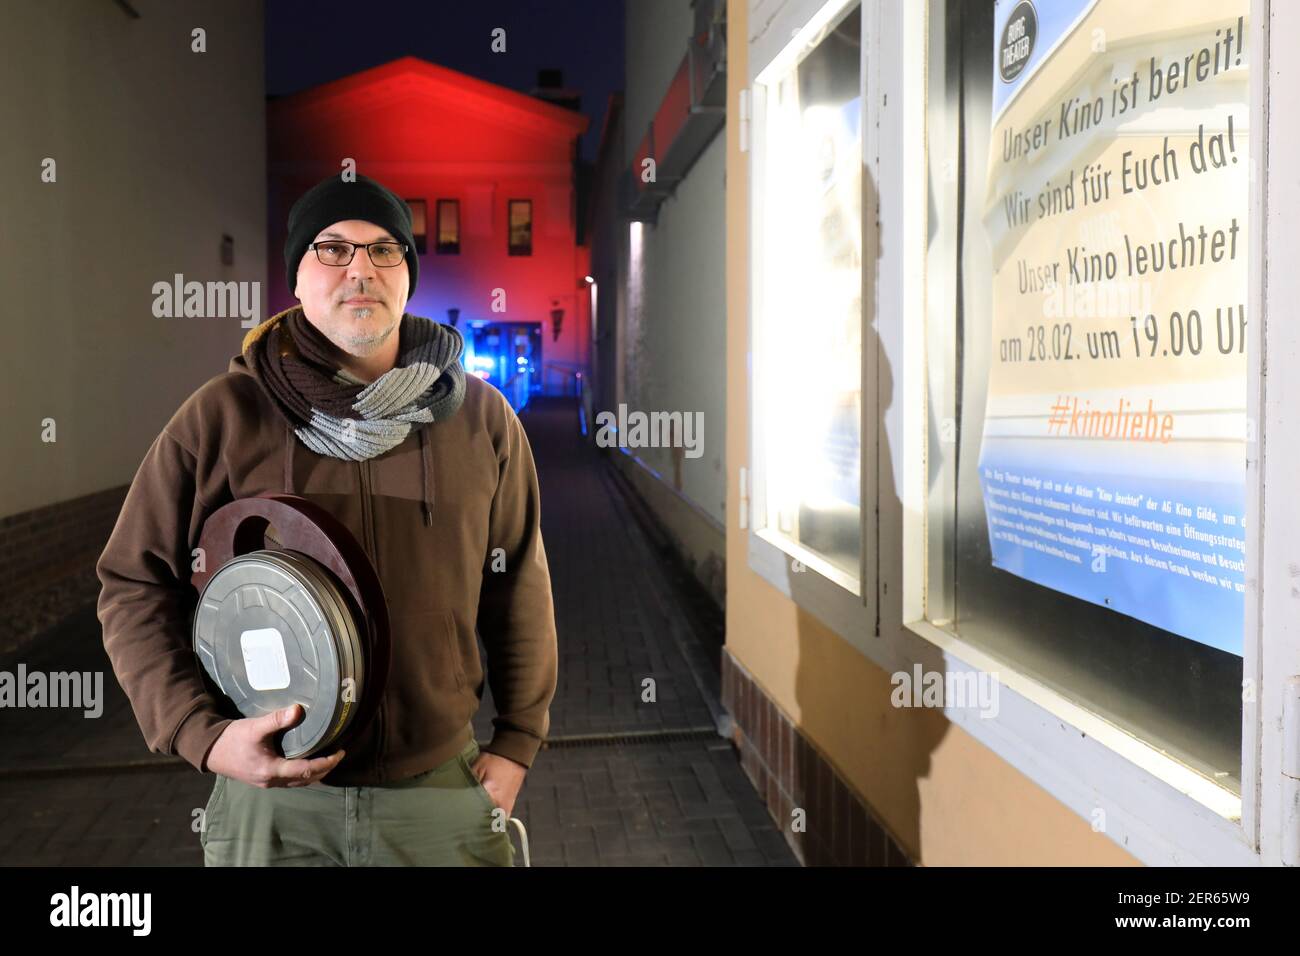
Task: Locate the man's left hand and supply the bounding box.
[469,750,527,819]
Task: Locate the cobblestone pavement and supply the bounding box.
[0,397,795,867]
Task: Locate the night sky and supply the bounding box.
[264,0,626,163]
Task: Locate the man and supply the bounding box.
[96,173,559,866]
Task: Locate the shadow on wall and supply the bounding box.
[788,285,950,866]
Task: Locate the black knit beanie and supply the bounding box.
[284,173,419,297]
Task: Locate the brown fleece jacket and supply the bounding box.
[95,350,558,783]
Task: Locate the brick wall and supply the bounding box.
[0,486,127,657]
[722,648,913,867]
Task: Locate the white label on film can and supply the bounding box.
[240,627,292,691]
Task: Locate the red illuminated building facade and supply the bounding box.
[267,56,591,406]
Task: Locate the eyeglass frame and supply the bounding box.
[307,239,410,267]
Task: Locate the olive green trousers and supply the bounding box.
[201,737,516,867]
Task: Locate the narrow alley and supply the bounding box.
[0,398,796,867]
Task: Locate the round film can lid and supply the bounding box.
[192,549,362,757]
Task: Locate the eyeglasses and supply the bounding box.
[308,240,409,268]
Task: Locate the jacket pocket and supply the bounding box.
[456,744,500,813]
[200,775,227,849]
[443,610,467,690]
[381,609,475,759]
[444,609,484,694]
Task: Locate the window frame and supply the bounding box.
[405,198,428,255]
[435,198,460,255]
[507,198,533,256]
[746,0,877,663]
[745,0,1288,865]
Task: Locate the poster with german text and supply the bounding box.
[978,0,1248,654]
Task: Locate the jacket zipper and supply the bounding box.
[358,457,386,781]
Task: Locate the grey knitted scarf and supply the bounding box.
[303,333,463,459]
[292,320,464,461]
[244,307,467,461]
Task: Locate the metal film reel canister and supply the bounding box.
[190,494,390,759]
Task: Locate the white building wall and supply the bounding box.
[0,0,267,516]
[620,0,727,528]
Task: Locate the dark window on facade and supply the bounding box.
[436,199,460,255]
[508,199,532,256]
[406,199,428,255]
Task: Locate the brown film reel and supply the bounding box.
[190,494,390,757]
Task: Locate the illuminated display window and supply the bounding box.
[436,199,460,255]
[508,199,532,256]
[922,0,1250,790]
[745,0,1299,865]
[750,0,863,594]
